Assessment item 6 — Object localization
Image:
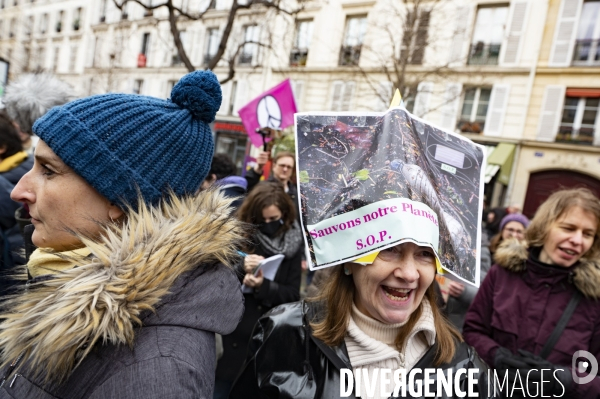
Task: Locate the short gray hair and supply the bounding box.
[3,73,75,134]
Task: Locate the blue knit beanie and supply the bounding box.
[32,70,222,207]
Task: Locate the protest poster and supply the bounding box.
[295,108,486,286]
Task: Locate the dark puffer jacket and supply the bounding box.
[463,240,600,398]
[231,301,494,399]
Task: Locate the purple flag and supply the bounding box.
[238,79,298,148]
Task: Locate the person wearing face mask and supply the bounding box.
[214,181,303,399]
[464,188,600,398]
[229,246,493,398]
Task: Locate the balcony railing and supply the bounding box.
[289,48,308,67]
[572,39,600,66]
[238,51,253,65]
[467,42,501,65]
[339,45,362,66]
[457,119,485,134]
[555,126,595,145]
[171,54,183,66]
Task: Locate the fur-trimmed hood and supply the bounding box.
[0,190,245,384]
[494,239,600,299]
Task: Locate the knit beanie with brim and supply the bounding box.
[32,70,222,207]
[499,213,530,231]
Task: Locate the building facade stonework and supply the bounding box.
[0,0,598,214]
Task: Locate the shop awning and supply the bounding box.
[485,143,516,185]
[485,164,501,184]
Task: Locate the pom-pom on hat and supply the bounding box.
[32,70,222,207]
[499,213,530,232]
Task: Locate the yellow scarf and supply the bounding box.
[0,151,28,173]
[28,248,92,278]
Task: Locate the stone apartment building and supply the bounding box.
[0,0,598,214]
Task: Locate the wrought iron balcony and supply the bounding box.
[467,42,501,65]
[238,51,253,65]
[339,45,361,66]
[457,119,485,134]
[572,39,600,65]
[555,126,595,145]
[289,48,308,67]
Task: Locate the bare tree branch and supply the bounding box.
[113,0,303,83]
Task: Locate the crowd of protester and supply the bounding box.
[0,70,596,398]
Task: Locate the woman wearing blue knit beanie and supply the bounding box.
[0,70,245,398]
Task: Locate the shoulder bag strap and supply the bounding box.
[539,290,582,359]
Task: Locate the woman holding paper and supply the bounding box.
[229,240,493,398]
[464,188,600,398]
[215,182,303,398]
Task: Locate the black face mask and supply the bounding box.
[259,219,283,237]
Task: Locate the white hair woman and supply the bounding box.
[0,70,245,398]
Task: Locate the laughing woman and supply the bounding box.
[0,71,245,398]
[464,188,600,398]
[230,242,493,399]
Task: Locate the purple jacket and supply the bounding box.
[463,240,600,398]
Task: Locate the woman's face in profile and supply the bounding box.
[348,242,436,325]
[11,140,123,251]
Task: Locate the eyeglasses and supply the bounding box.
[504,228,524,236]
[276,164,294,170]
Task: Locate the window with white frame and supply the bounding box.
[339,15,367,66]
[239,25,260,65]
[557,92,600,144]
[290,19,313,67]
[208,0,229,10]
[400,10,430,65]
[228,81,238,115]
[56,11,63,33]
[26,15,32,36]
[69,44,77,72]
[457,87,491,133]
[139,32,150,67]
[468,6,508,65]
[52,46,60,72]
[99,0,107,22]
[166,80,176,97]
[573,1,600,65]
[40,13,47,34]
[133,79,143,95]
[172,31,187,66]
[121,2,129,20]
[37,45,46,70]
[330,81,355,111]
[204,27,220,65]
[403,85,418,113]
[73,7,81,31]
[23,46,30,72]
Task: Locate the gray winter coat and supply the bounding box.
[0,191,245,399]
